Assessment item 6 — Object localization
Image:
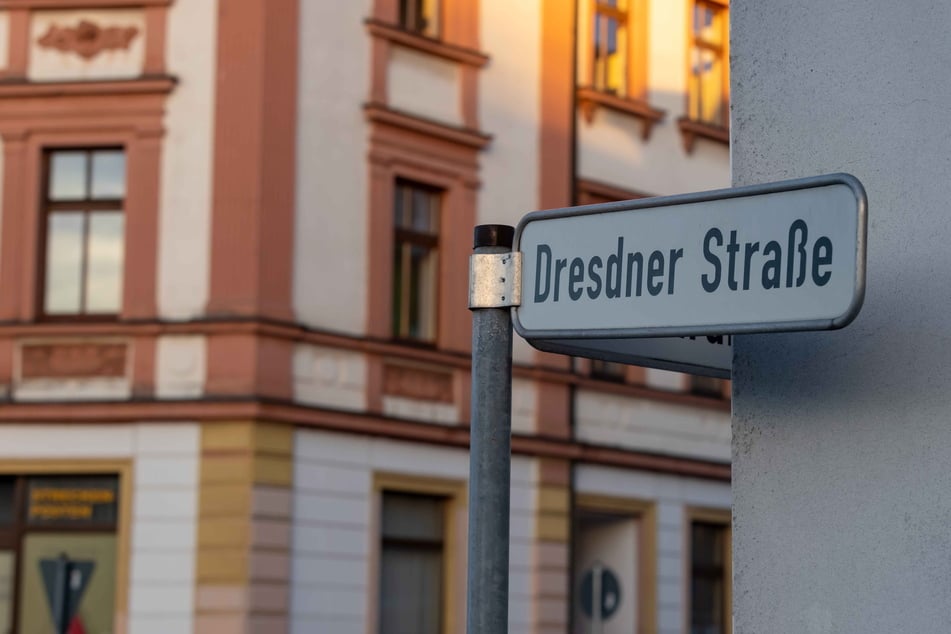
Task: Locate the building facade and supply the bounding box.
[0,0,730,633]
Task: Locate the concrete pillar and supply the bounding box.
[731,2,951,633]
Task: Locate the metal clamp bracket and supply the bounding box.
[468,252,522,309]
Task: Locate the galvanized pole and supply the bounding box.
[466,224,519,634]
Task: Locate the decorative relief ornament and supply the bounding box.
[37,20,139,60]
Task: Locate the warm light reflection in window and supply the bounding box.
[688,0,729,127]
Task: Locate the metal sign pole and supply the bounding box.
[466,225,520,634]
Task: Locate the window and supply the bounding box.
[393,179,440,343]
[690,375,726,398]
[591,359,627,382]
[399,0,440,38]
[592,0,630,95]
[688,0,729,127]
[0,474,120,633]
[690,520,731,634]
[379,491,446,634]
[41,149,126,317]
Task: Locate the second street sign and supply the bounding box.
[512,174,867,374]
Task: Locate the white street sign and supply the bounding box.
[512,174,867,375]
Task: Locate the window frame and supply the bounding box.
[686,506,732,634]
[37,146,127,322]
[391,178,443,346]
[372,473,465,634]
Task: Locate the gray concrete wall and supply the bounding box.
[731,2,951,633]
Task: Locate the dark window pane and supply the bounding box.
[399,0,438,36]
[691,522,726,634]
[591,360,626,382]
[44,213,85,314]
[85,212,124,313]
[408,244,437,340]
[382,492,444,541]
[0,550,12,633]
[411,188,438,233]
[91,151,126,199]
[49,152,88,201]
[692,375,723,397]
[0,478,13,526]
[380,545,442,634]
[692,523,723,566]
[26,475,119,526]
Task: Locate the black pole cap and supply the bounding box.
[473,224,515,249]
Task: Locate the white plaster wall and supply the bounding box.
[575,390,730,462]
[511,377,536,434]
[577,109,729,196]
[28,10,145,82]
[0,12,10,70]
[387,46,461,125]
[381,395,457,425]
[645,368,686,392]
[731,2,951,632]
[155,335,206,399]
[292,344,367,411]
[479,0,541,367]
[157,0,216,319]
[294,0,370,333]
[575,465,730,634]
[0,424,200,634]
[290,429,536,634]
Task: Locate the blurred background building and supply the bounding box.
[0,0,730,632]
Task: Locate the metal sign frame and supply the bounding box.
[512,173,868,342]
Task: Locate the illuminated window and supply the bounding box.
[690,520,731,634]
[0,474,119,633]
[393,180,440,342]
[592,0,628,94]
[41,149,126,317]
[688,0,730,127]
[379,492,446,634]
[399,0,440,38]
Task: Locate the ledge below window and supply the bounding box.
[365,18,489,68]
[0,76,177,98]
[576,87,666,140]
[677,117,730,154]
[364,102,492,150]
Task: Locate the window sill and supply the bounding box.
[677,117,730,154]
[364,18,489,68]
[364,102,492,150]
[0,76,177,98]
[577,87,666,140]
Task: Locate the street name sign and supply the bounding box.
[512,174,867,376]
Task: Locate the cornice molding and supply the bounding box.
[0,398,731,481]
